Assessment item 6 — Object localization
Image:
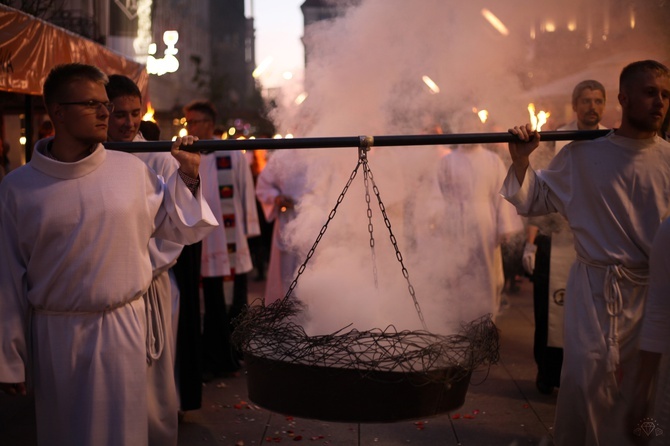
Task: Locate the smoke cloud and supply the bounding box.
[266,0,669,336]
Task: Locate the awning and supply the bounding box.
[0,4,148,96]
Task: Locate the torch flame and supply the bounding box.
[528,103,550,131]
[481,8,509,36]
[143,102,156,122]
[422,75,440,94]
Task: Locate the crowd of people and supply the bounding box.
[0,58,669,446]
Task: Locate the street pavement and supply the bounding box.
[0,277,557,446]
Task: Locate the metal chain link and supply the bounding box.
[361,157,428,331]
[283,158,363,300]
[282,144,428,332]
[362,149,379,289]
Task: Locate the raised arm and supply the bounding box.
[171,135,200,179]
[508,123,541,184]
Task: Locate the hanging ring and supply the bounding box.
[358,135,374,161]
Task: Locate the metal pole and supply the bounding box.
[102,129,611,153]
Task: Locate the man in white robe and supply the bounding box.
[256,149,314,304]
[524,79,609,395]
[628,216,670,445]
[184,100,245,378]
[501,60,670,445]
[106,74,219,445]
[0,63,217,446]
[438,119,523,324]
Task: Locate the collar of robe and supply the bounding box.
[31,137,107,180]
[608,132,667,151]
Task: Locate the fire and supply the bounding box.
[481,9,509,36]
[422,75,440,94]
[527,103,550,131]
[143,102,156,122]
[472,107,489,124]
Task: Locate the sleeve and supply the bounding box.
[0,188,29,383]
[494,156,524,240]
[150,163,219,245]
[499,148,570,218]
[639,217,670,353]
[255,159,281,223]
[199,154,231,277]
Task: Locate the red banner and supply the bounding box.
[0,5,148,96]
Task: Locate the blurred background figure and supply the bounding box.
[139,120,161,141]
[437,112,523,324]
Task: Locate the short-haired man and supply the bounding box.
[106,74,213,445]
[503,60,670,444]
[183,100,260,379]
[523,79,608,395]
[0,63,217,445]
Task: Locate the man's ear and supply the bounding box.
[51,103,65,123]
[618,91,627,107]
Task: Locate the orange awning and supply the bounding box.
[0,4,148,96]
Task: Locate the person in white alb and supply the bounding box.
[501,60,670,445]
[106,74,200,445]
[184,100,254,378]
[0,63,218,446]
[628,216,670,445]
[438,113,523,324]
[524,79,609,395]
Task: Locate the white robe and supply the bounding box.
[438,145,523,323]
[501,132,670,445]
[255,150,317,304]
[213,150,261,275]
[0,138,218,446]
[639,217,670,445]
[541,121,608,347]
[200,152,231,278]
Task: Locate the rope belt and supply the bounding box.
[31,285,165,364]
[144,279,165,364]
[32,292,144,315]
[577,255,649,373]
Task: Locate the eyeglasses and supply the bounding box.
[186,119,211,126]
[59,100,115,113]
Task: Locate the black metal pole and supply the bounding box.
[102,129,611,153]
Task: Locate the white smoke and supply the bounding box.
[266,0,668,336]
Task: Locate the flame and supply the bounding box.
[481,9,509,36]
[528,103,550,131]
[422,75,440,94]
[143,102,156,122]
[472,107,489,124]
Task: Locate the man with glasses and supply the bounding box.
[184,100,260,380]
[0,63,218,446]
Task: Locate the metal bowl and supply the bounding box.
[244,353,471,423]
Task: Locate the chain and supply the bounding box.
[282,140,428,332]
[361,157,428,331]
[362,148,379,289]
[283,158,363,300]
